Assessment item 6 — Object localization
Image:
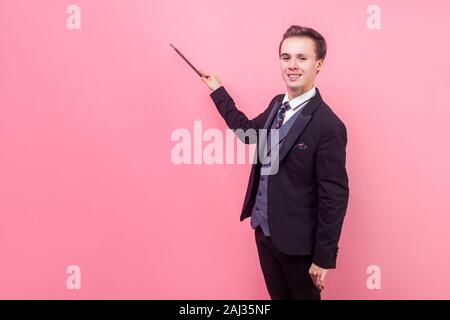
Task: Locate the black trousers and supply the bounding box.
[254,225,321,300]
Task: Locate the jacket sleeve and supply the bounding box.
[210,86,276,144]
[313,121,349,269]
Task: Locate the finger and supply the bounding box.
[320,271,327,290]
[316,273,322,289]
[315,273,321,289]
[309,270,315,282]
[318,273,324,290]
[199,70,209,78]
[310,272,319,288]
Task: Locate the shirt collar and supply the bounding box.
[282,85,316,110]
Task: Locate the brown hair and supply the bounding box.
[279,25,327,61]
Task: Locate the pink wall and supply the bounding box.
[1,0,450,299]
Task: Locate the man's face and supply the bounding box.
[279,36,323,98]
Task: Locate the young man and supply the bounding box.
[200,25,349,300]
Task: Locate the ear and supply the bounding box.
[316,59,324,75]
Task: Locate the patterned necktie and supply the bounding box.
[275,101,291,129]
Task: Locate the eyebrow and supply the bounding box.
[280,53,307,57]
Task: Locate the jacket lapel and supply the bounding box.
[258,98,282,154]
[263,99,281,130]
[276,88,323,164]
[255,88,323,166]
[267,107,304,154]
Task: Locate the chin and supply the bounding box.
[287,84,303,91]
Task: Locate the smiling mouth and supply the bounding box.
[287,74,302,81]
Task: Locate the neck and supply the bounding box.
[287,83,314,100]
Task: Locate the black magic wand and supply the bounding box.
[169,43,205,78]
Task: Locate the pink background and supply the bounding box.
[1,0,450,299]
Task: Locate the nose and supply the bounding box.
[288,58,298,70]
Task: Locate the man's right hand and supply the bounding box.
[199,70,222,92]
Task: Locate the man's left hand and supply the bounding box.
[309,263,328,290]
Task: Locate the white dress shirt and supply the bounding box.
[281,85,316,125]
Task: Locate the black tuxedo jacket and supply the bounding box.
[210,86,349,269]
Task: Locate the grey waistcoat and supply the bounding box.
[250,107,303,236]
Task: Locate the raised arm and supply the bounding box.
[200,70,276,143]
